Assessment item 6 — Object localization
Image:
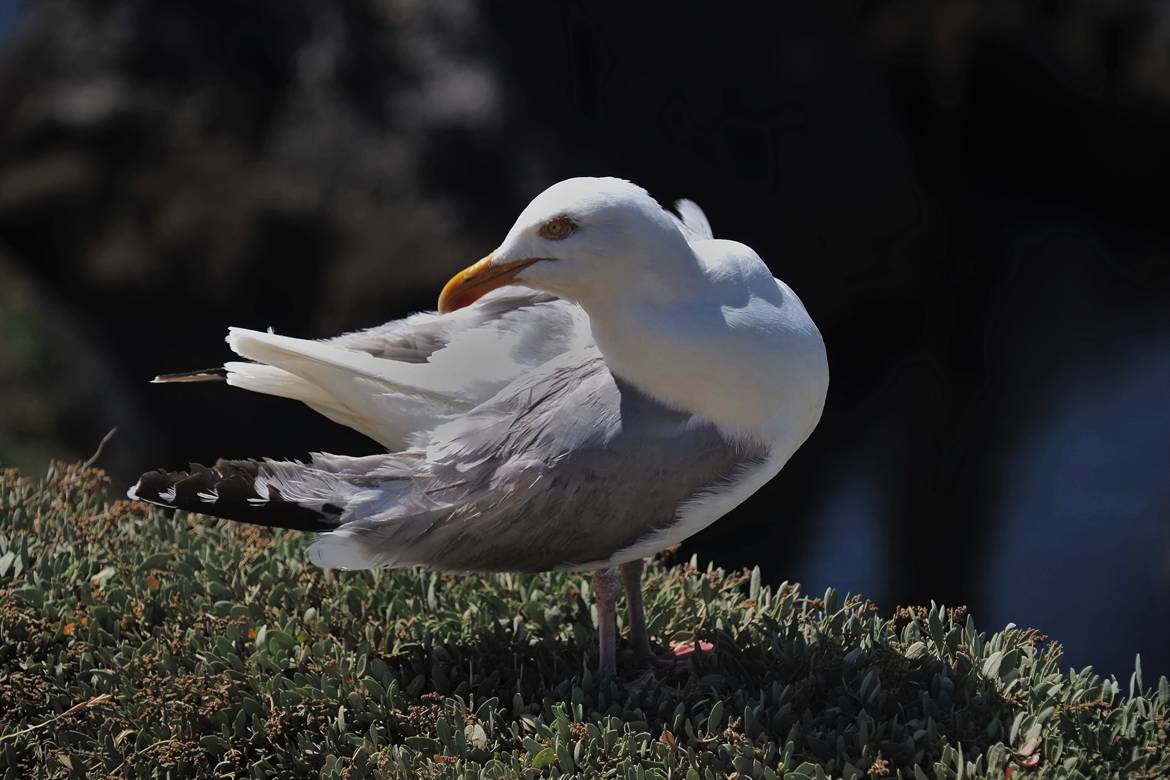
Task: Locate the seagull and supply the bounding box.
[129,177,829,677]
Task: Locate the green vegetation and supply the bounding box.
[1,463,1167,779]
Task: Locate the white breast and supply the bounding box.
[581,241,829,563]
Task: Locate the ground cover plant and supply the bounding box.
[1,463,1167,778]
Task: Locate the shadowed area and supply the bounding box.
[3,464,1166,777]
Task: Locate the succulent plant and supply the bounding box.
[1,463,1167,779]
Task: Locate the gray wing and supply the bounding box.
[325,287,567,363]
[300,347,766,571]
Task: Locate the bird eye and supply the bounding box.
[538,216,575,241]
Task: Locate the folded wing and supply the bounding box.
[198,287,587,449]
[131,345,765,572]
[306,348,765,572]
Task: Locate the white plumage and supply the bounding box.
[130,177,828,676]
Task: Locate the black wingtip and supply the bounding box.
[128,460,337,532]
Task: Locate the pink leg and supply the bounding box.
[618,559,657,664]
[593,568,618,677]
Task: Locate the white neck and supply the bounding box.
[582,276,828,447]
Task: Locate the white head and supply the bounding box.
[437,176,828,446]
[438,177,698,313]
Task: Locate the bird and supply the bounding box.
[128,177,829,678]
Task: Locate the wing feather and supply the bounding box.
[671,199,714,242]
[306,348,765,572]
[217,287,585,449]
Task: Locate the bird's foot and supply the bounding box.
[668,639,715,659]
[629,640,712,672]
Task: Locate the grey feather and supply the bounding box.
[324,288,565,362]
[275,346,765,572]
[149,286,761,571]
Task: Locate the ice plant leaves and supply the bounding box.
[0,462,1168,778]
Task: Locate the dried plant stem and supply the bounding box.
[0,693,113,742]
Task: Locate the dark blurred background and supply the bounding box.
[1,1,1167,680]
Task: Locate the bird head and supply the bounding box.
[438,177,695,314]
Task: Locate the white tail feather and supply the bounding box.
[223,362,396,444]
[224,331,470,448]
[223,362,325,403]
[226,328,472,404]
[308,531,382,570]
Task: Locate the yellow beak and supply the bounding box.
[437,253,539,314]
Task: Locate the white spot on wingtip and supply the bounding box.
[126,481,141,500]
[158,487,177,503]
